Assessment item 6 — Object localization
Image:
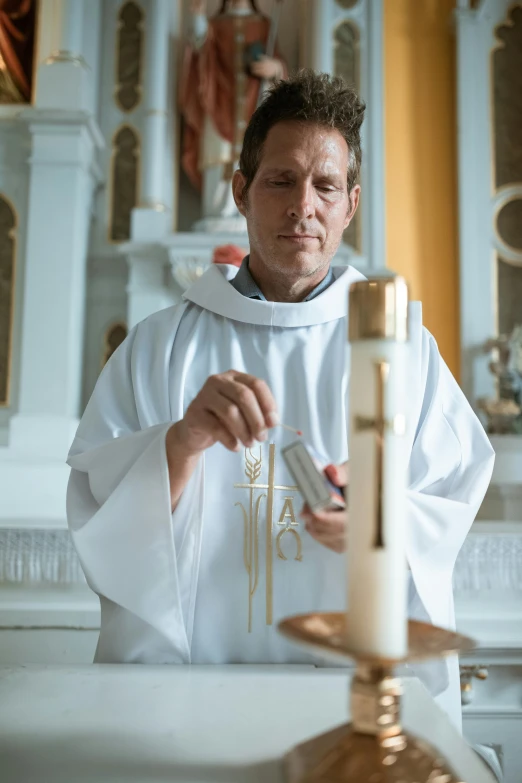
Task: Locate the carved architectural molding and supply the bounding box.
[1,526,520,596]
[493,5,522,336]
[0,194,17,406]
[497,257,522,335]
[453,534,522,593]
[115,1,144,113]
[0,530,85,585]
[496,198,522,254]
[456,1,522,401]
[493,5,522,191]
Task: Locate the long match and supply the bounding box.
[279,423,303,437]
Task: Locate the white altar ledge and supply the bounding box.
[0,664,493,783]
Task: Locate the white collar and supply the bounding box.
[183,263,366,327]
[225,8,255,16]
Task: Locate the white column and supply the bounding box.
[366,0,386,272]
[6,0,102,460]
[7,113,103,459]
[142,0,169,209]
[35,0,91,112]
[131,0,171,241]
[57,0,84,55]
[35,0,83,62]
[302,0,333,73]
[455,6,495,403]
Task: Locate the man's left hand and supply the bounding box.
[300,463,348,554]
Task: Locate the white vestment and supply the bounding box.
[67,264,494,731]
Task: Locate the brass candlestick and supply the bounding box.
[279,612,476,783]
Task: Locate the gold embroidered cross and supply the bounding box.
[234,444,300,631]
[354,361,405,549]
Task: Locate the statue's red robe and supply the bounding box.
[180,12,285,190]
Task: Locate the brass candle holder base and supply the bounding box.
[279,613,476,783]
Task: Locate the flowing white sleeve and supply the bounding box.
[66,310,204,664]
[406,328,495,631]
[402,325,494,718]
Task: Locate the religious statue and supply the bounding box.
[180,0,286,231]
[0,0,36,104]
[478,325,522,434]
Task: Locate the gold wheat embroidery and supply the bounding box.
[245,448,262,483]
[235,448,265,632]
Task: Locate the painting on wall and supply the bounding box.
[0,1,37,104]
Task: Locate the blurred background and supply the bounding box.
[0,1,519,779]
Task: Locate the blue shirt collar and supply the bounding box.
[230,256,335,302]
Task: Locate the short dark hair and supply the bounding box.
[239,70,366,195]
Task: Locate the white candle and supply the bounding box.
[345,278,409,659]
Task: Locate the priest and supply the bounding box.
[67,71,494,730]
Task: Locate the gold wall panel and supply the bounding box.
[109,125,140,242]
[498,256,522,335]
[102,322,128,367]
[383,0,460,378]
[115,1,144,112]
[0,196,17,406]
[493,6,522,189]
[333,20,361,253]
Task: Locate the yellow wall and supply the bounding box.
[384,0,460,378]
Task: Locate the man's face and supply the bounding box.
[233,121,360,283]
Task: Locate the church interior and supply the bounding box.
[0,1,520,781]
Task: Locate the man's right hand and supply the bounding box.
[167,371,279,460]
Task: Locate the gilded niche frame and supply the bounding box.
[101,321,128,368]
[108,124,141,243]
[114,0,145,113]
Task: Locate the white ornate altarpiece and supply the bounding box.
[0,2,519,777]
